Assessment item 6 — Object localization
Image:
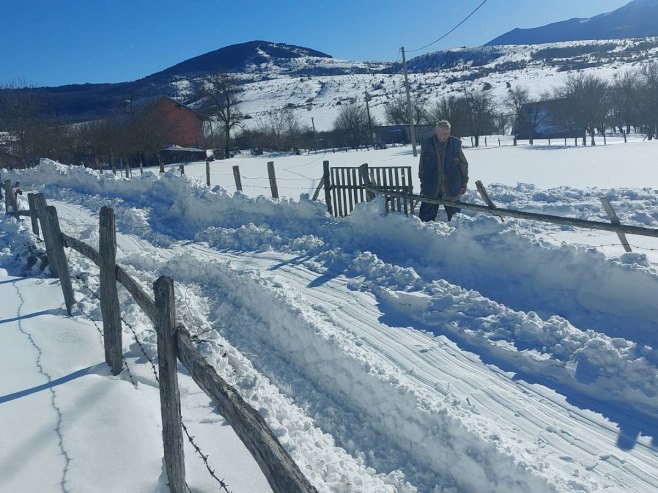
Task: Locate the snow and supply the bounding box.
[192,37,658,133]
[1,138,658,492]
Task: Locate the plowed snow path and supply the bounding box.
[49,198,658,493]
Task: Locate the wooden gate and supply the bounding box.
[322,162,414,217]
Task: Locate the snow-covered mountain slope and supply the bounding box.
[177,37,658,131]
[486,0,658,46]
[11,34,658,126]
[2,141,657,492]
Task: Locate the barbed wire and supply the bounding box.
[70,278,140,388]
[541,231,658,252]
[70,270,231,492]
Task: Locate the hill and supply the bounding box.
[486,0,658,46]
[2,34,658,129]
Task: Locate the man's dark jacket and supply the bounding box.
[419,136,465,198]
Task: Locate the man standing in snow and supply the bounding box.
[418,120,468,222]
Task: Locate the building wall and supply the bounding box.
[153,97,203,147]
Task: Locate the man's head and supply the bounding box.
[435,120,451,143]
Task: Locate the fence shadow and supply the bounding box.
[0,364,100,404]
[0,309,57,326]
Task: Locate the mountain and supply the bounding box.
[486,0,658,46]
[145,40,333,80]
[3,35,658,127]
[3,41,381,123]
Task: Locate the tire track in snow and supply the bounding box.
[46,194,656,490]
[184,246,658,493]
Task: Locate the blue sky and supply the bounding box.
[2,0,631,87]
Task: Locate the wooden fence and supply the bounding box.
[356,164,658,247]
[4,191,317,493]
[320,160,415,217]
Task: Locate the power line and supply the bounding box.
[407,0,489,54]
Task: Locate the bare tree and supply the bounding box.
[0,80,50,167]
[505,86,529,145]
[384,96,428,125]
[257,106,305,151]
[610,70,642,135]
[427,96,471,137]
[333,104,371,149]
[557,73,609,146]
[639,63,658,139]
[464,89,495,147]
[195,73,243,158]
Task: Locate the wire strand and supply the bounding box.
[407,0,489,53]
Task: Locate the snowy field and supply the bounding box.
[1,137,658,492]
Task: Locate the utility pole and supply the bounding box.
[311,117,317,153]
[401,46,418,157]
[364,92,374,149]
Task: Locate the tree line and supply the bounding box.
[1,62,657,168]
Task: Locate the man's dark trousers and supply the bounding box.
[419,195,460,222]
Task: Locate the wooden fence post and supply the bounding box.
[311,180,324,201]
[46,206,75,315]
[154,276,185,493]
[179,164,185,175]
[33,194,59,277]
[322,161,332,215]
[267,161,279,199]
[205,159,211,187]
[27,193,40,236]
[5,180,20,218]
[99,207,123,375]
[600,197,632,252]
[232,165,243,192]
[475,180,504,222]
[3,180,10,211]
[358,163,375,202]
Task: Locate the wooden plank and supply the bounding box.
[311,179,324,201]
[47,206,75,315]
[27,194,40,236]
[600,197,632,252]
[232,165,243,192]
[393,168,401,212]
[4,180,19,218]
[267,161,279,199]
[116,266,157,323]
[153,276,186,493]
[340,167,348,217]
[363,185,658,239]
[32,194,59,277]
[401,173,409,214]
[176,324,318,493]
[383,168,391,213]
[330,168,339,217]
[99,207,123,375]
[358,164,375,202]
[345,167,354,214]
[61,233,101,266]
[475,180,504,222]
[322,161,333,215]
[3,180,10,212]
[351,167,362,205]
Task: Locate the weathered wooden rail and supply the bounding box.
[357,164,658,242]
[5,192,317,493]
